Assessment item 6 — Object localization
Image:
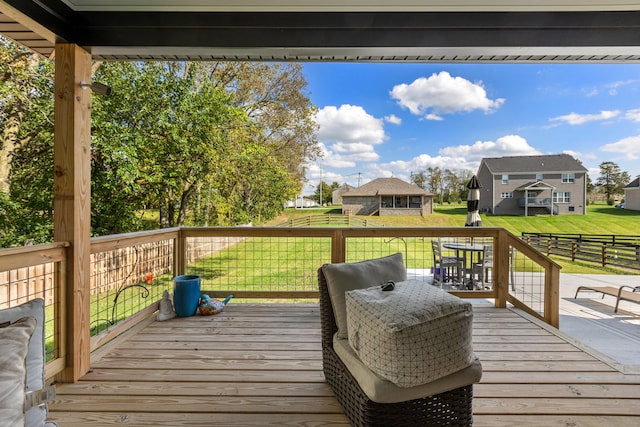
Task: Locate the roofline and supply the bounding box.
[5,4,640,61]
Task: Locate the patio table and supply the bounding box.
[442,243,485,290]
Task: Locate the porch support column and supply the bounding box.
[53,43,92,382]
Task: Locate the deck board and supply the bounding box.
[48,304,640,426]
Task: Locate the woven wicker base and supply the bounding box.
[324,346,473,427]
[319,267,474,427]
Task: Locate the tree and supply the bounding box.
[595,161,630,203]
[1,36,320,243]
[314,181,332,206]
[411,171,427,190]
[92,61,249,229]
[0,36,55,245]
[209,62,320,184]
[426,167,444,203]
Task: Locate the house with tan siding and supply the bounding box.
[341,177,433,216]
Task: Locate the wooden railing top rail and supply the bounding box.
[90,228,180,253]
[0,241,69,271]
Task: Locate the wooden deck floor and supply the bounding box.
[48,304,640,426]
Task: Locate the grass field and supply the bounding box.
[270,203,640,275]
[275,203,639,234]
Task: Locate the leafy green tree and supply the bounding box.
[209,62,320,184]
[0,36,55,245]
[92,61,246,229]
[411,171,427,190]
[1,36,319,242]
[92,61,314,228]
[314,181,332,206]
[596,161,630,203]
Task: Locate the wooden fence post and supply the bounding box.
[331,230,345,264]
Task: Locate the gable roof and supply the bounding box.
[343,177,431,197]
[625,177,640,189]
[481,154,587,174]
[515,181,556,191]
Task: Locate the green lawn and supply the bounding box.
[273,204,640,275]
[365,203,640,235]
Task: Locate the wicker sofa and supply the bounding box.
[318,254,481,427]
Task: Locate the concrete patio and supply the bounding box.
[559,274,640,371]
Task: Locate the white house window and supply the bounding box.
[501,192,513,198]
[553,192,571,203]
[502,174,509,184]
[536,173,543,181]
[562,173,575,183]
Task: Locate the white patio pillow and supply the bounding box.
[0,316,36,426]
[0,299,48,426]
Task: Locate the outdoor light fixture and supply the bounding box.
[79,81,112,96]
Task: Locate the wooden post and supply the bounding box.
[331,230,345,264]
[494,233,508,308]
[544,264,561,328]
[174,229,186,277]
[53,44,92,382]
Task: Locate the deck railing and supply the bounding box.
[0,225,560,383]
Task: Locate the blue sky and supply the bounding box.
[301,63,640,194]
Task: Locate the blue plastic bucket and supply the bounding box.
[173,275,201,317]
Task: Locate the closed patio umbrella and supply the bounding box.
[465,175,482,227]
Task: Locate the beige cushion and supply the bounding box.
[346,280,476,387]
[0,298,48,427]
[321,253,406,339]
[334,334,482,403]
[0,316,36,426]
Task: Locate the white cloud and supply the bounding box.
[311,142,357,170]
[425,113,444,121]
[439,135,541,164]
[315,104,386,168]
[390,71,505,119]
[601,136,640,160]
[583,88,599,97]
[624,109,640,122]
[605,79,640,95]
[562,149,582,159]
[372,135,540,178]
[549,110,620,125]
[316,104,385,145]
[384,114,402,125]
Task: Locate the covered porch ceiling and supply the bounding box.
[2,1,640,62]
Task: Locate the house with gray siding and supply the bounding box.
[624,177,640,211]
[332,183,354,206]
[341,177,433,216]
[477,154,588,216]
